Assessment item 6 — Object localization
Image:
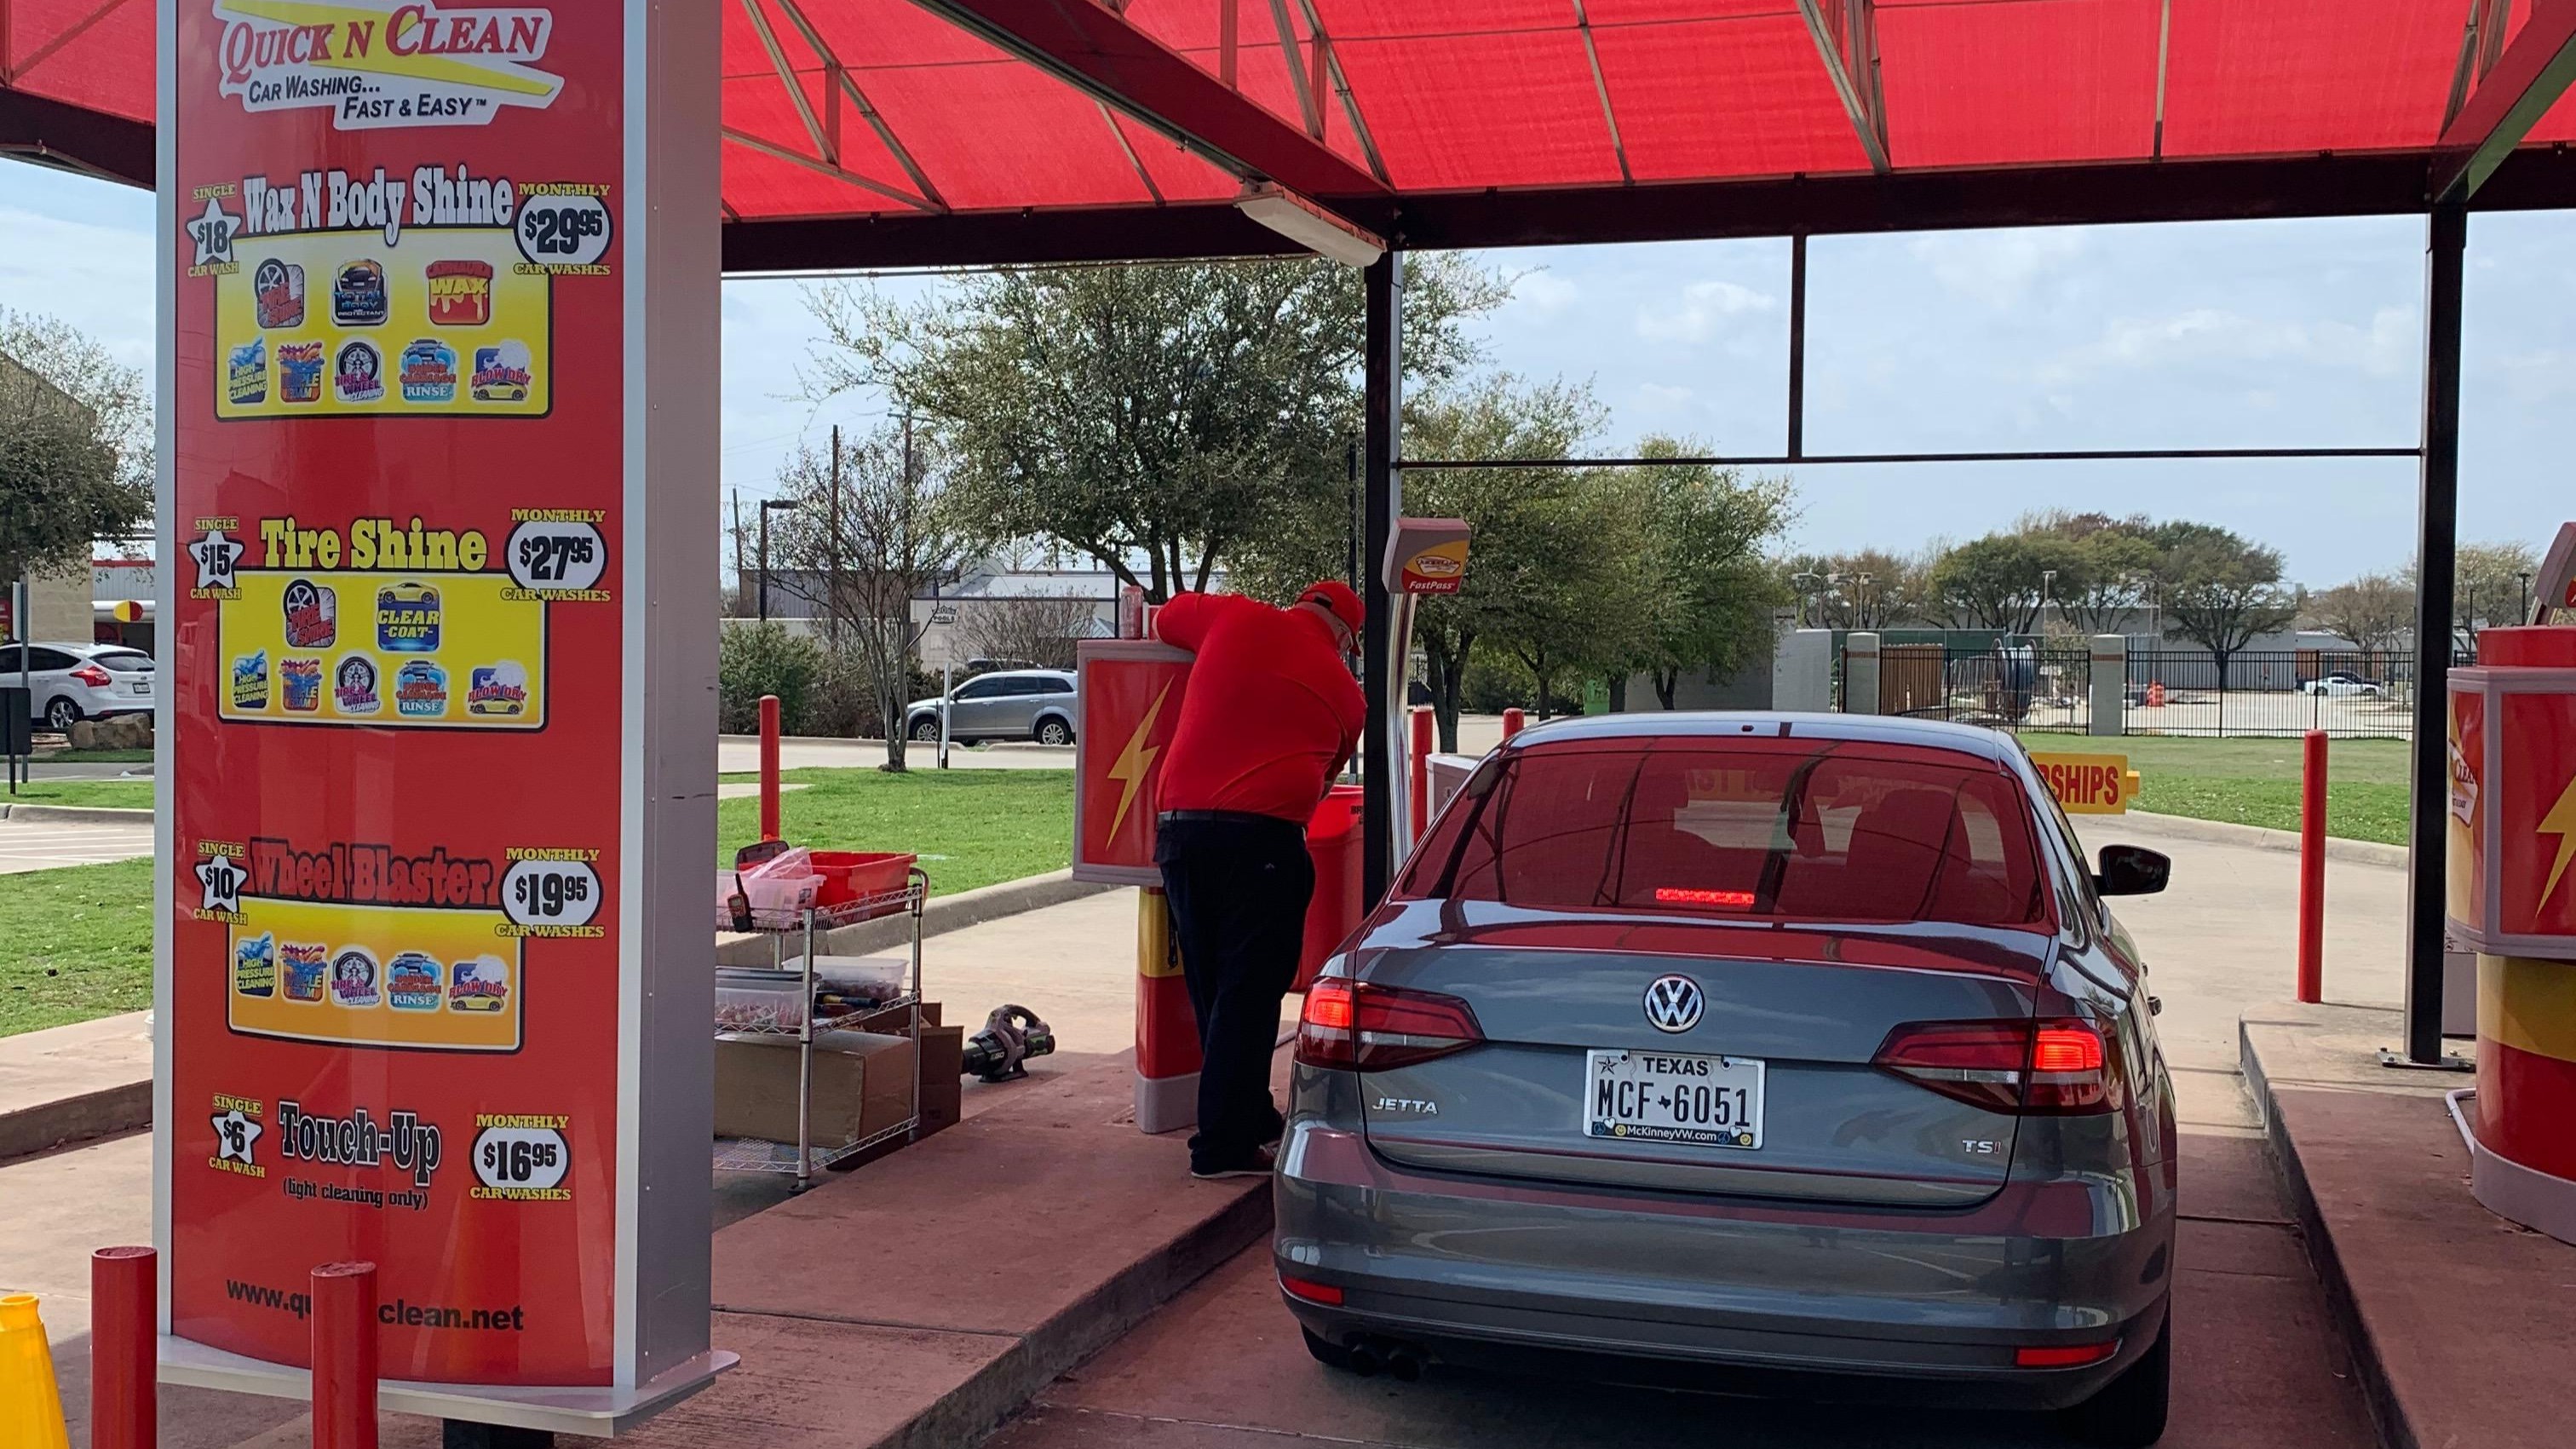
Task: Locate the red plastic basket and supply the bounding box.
[808,850,917,906]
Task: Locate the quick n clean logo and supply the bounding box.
[215,0,564,130]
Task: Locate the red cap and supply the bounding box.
[1297,579,1365,636]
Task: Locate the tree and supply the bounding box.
[1927,533,2079,633]
[1779,549,1926,630]
[1236,374,1615,749]
[2016,511,2160,635]
[2152,522,2299,681]
[0,311,153,585]
[952,594,1096,671]
[1624,438,1795,708]
[767,425,991,771]
[2455,540,2542,639]
[2307,572,2414,655]
[802,256,1506,601]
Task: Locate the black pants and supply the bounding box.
[1155,813,1312,1166]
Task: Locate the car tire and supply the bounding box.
[906,716,940,743]
[44,697,79,733]
[1034,717,1073,746]
[2062,1314,2170,1447]
[1300,1328,1358,1372]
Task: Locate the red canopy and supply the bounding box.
[8,1,2576,267]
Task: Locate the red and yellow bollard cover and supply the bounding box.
[2446,622,2576,1244]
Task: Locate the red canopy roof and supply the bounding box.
[8,1,2576,268]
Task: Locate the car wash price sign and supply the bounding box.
[159,0,722,1424]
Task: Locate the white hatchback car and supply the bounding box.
[0,641,154,733]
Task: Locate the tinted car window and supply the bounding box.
[954,677,1008,699]
[1000,677,1049,695]
[26,648,79,671]
[1412,739,2051,929]
[90,650,152,673]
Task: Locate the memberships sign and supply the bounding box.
[158,0,722,1426]
[2027,752,2138,815]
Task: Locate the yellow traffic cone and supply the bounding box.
[0,1293,70,1449]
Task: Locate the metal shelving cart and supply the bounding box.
[712,866,928,1193]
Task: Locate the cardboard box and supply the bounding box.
[917,1024,964,1136]
[714,1029,915,1147]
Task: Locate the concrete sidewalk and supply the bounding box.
[2244,1003,2568,1449]
[0,1013,152,1163]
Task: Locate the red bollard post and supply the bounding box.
[1409,706,1435,844]
[1500,707,1526,740]
[312,1262,377,1449]
[758,693,782,841]
[89,1246,154,1449]
[2297,729,2327,1004]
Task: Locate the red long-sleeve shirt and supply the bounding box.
[1153,591,1366,823]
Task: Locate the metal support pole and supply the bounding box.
[1361,251,1404,904]
[2403,204,2466,1065]
[1787,233,1807,460]
[2297,730,2327,1004]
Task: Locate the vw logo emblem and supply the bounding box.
[1644,975,1703,1033]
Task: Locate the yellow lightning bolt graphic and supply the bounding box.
[1106,681,1175,845]
[2542,775,2576,908]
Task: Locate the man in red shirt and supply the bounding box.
[1153,579,1366,1178]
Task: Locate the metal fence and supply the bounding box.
[2122,648,2414,739]
[1872,639,2096,733]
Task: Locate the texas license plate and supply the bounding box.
[1584,1049,1765,1149]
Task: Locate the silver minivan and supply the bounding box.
[904,669,1078,745]
[0,641,155,733]
[1276,714,2177,1446]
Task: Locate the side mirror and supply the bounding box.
[2095,845,2170,897]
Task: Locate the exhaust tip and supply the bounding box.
[1346,1342,1383,1377]
[1387,1348,1423,1382]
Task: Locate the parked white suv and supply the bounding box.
[0,641,154,733]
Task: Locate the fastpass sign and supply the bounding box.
[2029,752,2139,814]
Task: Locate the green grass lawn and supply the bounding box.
[719,767,1073,896]
[2021,732,2410,845]
[5,779,153,810]
[0,860,155,1037]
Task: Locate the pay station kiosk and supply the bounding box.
[2446,521,2576,1245]
[1071,521,1469,1134]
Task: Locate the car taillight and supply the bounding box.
[2015,1341,2119,1368]
[1297,978,1484,1072]
[70,664,112,687]
[1872,1017,2112,1114]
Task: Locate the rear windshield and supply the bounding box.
[92,650,152,672]
[1403,739,2053,930]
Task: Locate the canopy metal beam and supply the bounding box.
[719,146,2576,272]
[2433,0,2576,199]
[0,85,150,187]
[906,0,1388,201]
[1798,0,1892,175]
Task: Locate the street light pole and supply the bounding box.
[757,497,796,621]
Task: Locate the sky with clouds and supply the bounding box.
[6,160,2570,587]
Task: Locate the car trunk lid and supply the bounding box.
[1353,913,2050,1208]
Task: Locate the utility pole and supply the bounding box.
[729,491,745,614]
[827,425,842,648]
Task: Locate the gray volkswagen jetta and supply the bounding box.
[1275,714,2176,1446]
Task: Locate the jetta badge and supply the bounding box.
[1644,975,1703,1033]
